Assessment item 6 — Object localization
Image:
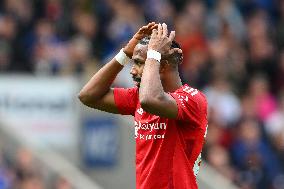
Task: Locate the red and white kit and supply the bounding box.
[114,84,208,189]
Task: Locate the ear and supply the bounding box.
[159,60,169,73]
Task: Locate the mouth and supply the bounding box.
[132,76,141,87]
[134,81,140,87]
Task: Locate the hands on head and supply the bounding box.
[149,23,182,62]
[133,22,158,40]
[148,23,175,54]
[123,22,158,57]
[124,22,182,61]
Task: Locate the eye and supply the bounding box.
[134,60,143,66]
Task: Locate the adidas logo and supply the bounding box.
[137,108,143,115]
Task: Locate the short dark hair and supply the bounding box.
[138,36,183,65]
[139,36,151,45]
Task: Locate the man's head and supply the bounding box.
[130,36,183,87]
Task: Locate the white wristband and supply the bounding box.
[147,49,161,62]
[115,49,130,66]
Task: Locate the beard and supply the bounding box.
[132,76,141,83]
[132,76,141,87]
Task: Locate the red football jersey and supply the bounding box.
[114,84,208,189]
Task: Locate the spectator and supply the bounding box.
[265,92,284,153]
[247,74,277,122]
[231,118,283,189]
[0,15,16,71]
[206,144,236,181]
[205,77,241,126]
[175,1,208,88]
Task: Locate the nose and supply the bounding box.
[130,65,137,75]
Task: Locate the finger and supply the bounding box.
[150,24,158,30]
[146,23,155,33]
[140,22,154,31]
[147,24,158,33]
[143,23,157,35]
[162,48,183,62]
[170,48,182,54]
[139,26,148,33]
[151,28,158,37]
[162,23,168,37]
[147,22,155,28]
[162,48,180,58]
[157,23,163,37]
[169,31,175,42]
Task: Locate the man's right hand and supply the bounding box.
[123,22,158,58]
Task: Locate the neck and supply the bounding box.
[161,70,183,93]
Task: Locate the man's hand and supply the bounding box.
[162,48,183,64]
[123,22,157,57]
[148,23,175,55]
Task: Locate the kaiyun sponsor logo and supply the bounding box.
[134,121,167,140]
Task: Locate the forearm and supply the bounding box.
[78,58,123,104]
[139,59,165,103]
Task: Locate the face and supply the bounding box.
[130,44,148,87]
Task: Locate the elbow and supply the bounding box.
[139,93,151,106]
[78,90,87,104]
[139,95,161,112]
[78,90,93,106]
[139,97,151,111]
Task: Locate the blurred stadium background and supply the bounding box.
[0,0,284,188]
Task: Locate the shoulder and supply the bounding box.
[175,84,198,93]
[173,84,207,108]
[175,84,206,98]
[113,87,139,103]
[114,87,139,95]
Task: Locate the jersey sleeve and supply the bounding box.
[113,87,138,115]
[170,86,207,126]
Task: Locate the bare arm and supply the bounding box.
[78,22,157,113]
[78,58,123,113]
[139,23,179,118]
[139,59,178,118]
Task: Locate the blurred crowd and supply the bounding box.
[0,147,73,189]
[0,0,284,189]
